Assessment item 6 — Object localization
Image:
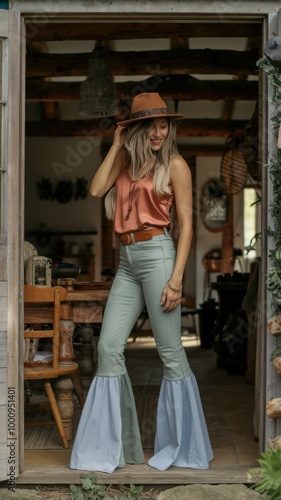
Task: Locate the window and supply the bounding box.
[243,187,259,260]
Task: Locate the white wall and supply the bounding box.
[25,141,248,295]
[195,156,222,306]
[25,136,103,278]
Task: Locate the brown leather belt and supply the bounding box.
[119,227,165,245]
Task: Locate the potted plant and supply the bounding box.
[248,447,281,498]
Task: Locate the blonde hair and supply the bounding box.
[105,118,179,219]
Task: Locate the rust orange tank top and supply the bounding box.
[114,169,174,234]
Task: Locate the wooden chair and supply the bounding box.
[24,284,84,449]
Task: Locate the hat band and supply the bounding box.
[131,107,167,119]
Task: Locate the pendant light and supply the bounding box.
[79,40,119,118]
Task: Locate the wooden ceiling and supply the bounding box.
[25,20,262,152]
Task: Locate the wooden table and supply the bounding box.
[24,286,110,440]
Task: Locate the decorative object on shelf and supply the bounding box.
[71,242,79,255]
[24,241,38,262]
[202,248,222,273]
[79,40,119,119]
[200,178,229,232]
[51,262,81,282]
[25,256,52,287]
[36,177,88,203]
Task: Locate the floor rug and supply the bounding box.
[24,385,159,450]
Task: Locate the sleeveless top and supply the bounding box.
[114,168,174,234]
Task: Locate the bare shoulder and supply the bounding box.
[170,154,191,180]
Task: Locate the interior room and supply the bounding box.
[22,18,262,483]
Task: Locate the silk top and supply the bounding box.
[114,168,174,234]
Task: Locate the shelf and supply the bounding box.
[26,230,97,236]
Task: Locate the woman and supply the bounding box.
[70,93,213,473]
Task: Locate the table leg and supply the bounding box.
[55,375,74,441]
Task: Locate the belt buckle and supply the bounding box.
[120,233,131,245]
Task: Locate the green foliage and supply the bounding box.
[257,57,281,313]
[270,346,281,361]
[69,474,146,500]
[249,447,281,499]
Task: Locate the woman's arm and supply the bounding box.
[161,155,193,312]
[90,125,127,197]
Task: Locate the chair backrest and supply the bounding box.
[24,285,67,370]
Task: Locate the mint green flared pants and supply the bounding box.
[97,231,191,381]
[70,230,213,472]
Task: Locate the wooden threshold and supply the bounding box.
[19,450,258,485]
[20,343,260,485]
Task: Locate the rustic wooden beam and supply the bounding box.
[26,48,259,78]
[26,22,262,42]
[25,118,247,138]
[25,77,258,102]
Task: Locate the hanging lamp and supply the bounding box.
[79,40,119,118]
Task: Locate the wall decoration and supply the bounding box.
[200,178,229,232]
[74,178,88,200]
[37,177,54,200]
[55,180,73,203]
[36,177,88,203]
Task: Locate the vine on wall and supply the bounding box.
[258,55,281,437]
[257,56,281,314]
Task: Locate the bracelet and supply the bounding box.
[168,280,183,292]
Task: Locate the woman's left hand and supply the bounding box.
[160,284,182,312]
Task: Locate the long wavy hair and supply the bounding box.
[105,118,179,220]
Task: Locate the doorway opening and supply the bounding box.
[22,14,262,484]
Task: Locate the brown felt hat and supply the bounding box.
[117,92,184,126]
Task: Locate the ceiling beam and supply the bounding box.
[26,22,262,42]
[26,48,259,78]
[25,77,258,102]
[25,118,247,138]
[119,76,259,102]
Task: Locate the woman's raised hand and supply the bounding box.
[113,125,127,149]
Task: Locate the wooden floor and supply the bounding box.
[20,335,260,485]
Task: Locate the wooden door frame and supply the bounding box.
[7,8,26,477]
[8,0,277,479]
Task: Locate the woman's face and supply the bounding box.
[147,118,169,151]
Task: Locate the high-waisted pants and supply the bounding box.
[70,231,213,473]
